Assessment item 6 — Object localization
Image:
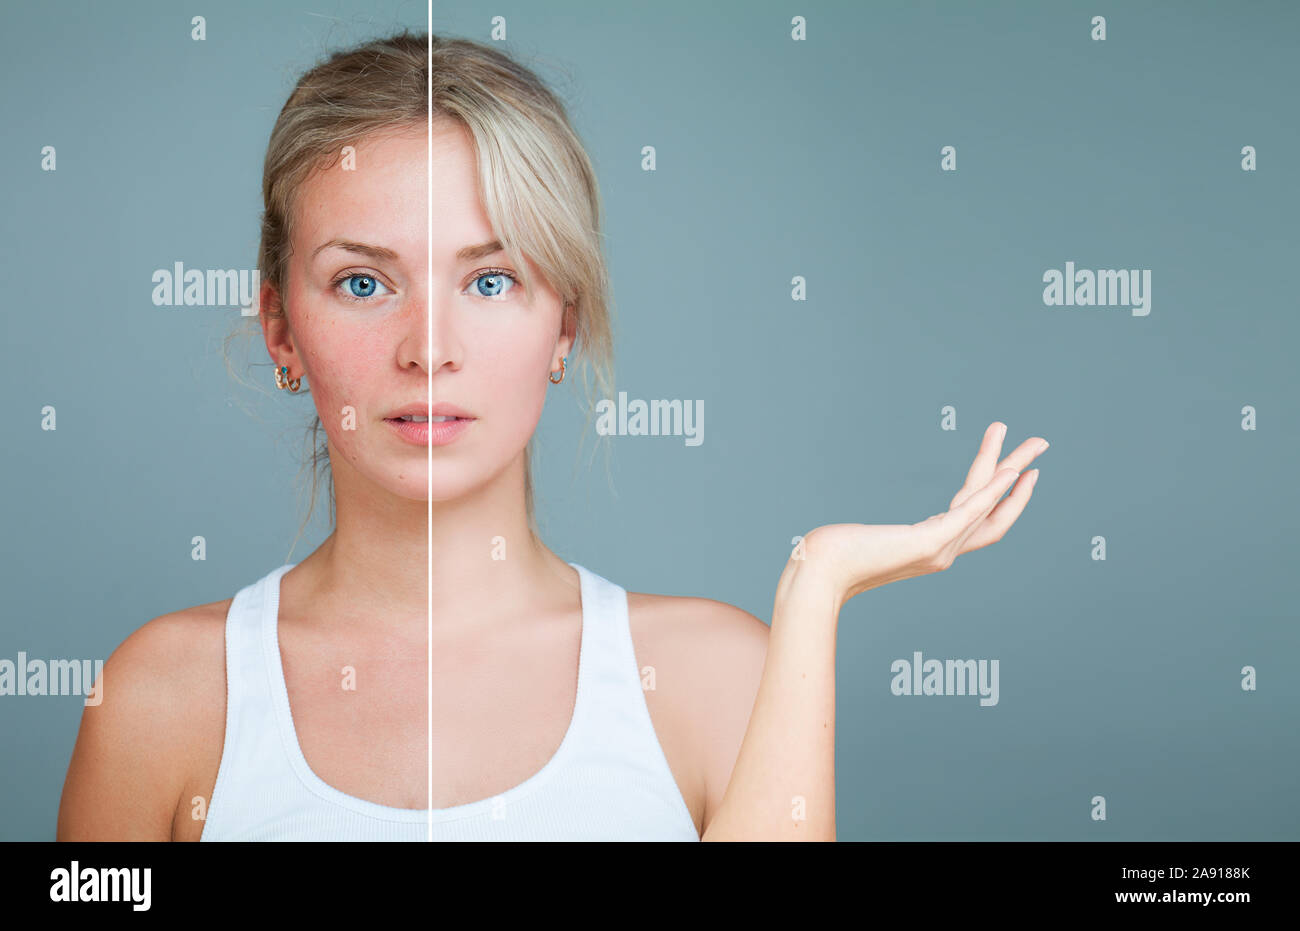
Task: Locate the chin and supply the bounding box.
[359,472,430,502]
[426,478,476,504]
[365,461,431,501]
[425,463,505,505]
[389,479,431,501]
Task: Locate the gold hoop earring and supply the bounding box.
[549,356,567,385]
[274,364,302,393]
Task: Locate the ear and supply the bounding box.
[552,300,577,368]
[259,279,302,375]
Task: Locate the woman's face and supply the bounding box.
[263,119,572,505]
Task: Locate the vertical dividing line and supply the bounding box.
[426,7,434,844]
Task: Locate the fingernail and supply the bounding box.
[1036,440,1049,455]
[1029,469,1040,484]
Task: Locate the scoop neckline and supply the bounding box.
[261,560,592,824]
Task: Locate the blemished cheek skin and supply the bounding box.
[283,311,430,504]
[293,317,395,440]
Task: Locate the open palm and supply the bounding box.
[797,422,1048,603]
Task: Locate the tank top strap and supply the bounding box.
[202,564,299,839]
[566,561,645,721]
[564,563,694,836]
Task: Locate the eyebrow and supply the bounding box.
[312,239,400,262]
[457,240,504,261]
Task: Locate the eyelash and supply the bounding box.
[330,270,392,304]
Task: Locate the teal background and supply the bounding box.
[1,0,1297,840]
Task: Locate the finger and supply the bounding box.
[952,431,1049,510]
[959,469,1038,554]
[995,436,1049,477]
[945,467,1021,546]
[956,422,1006,502]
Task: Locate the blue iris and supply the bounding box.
[346,275,379,298]
[474,272,514,297]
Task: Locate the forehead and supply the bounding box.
[292,125,428,259]
[427,120,497,244]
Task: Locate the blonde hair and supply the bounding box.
[227,30,614,556]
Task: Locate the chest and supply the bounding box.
[280,626,429,808]
[179,613,705,838]
[425,622,703,830]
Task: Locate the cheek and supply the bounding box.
[475,325,555,443]
[291,305,390,431]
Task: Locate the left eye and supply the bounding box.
[470,270,517,298]
[337,274,391,300]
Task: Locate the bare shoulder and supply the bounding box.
[57,597,231,841]
[626,590,770,670]
[625,589,769,833]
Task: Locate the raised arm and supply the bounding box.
[701,422,1048,841]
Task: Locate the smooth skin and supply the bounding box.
[57,114,1045,841]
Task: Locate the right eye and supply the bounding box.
[331,272,393,303]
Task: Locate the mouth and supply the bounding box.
[383,411,476,446]
[386,414,472,423]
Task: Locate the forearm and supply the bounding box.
[701,557,843,841]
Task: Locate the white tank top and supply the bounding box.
[199,561,700,841]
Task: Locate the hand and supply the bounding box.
[790,422,1048,605]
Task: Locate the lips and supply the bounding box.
[383,402,475,421]
[384,405,475,446]
[388,413,471,424]
[382,403,477,448]
[429,402,475,421]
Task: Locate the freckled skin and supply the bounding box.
[260,125,430,502]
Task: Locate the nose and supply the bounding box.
[396,278,436,374]
[426,283,464,375]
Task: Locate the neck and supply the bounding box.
[302,447,430,631]
[425,451,575,631]
[299,446,573,636]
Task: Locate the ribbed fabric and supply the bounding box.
[200,561,700,841]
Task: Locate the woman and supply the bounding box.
[57,31,1046,841]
